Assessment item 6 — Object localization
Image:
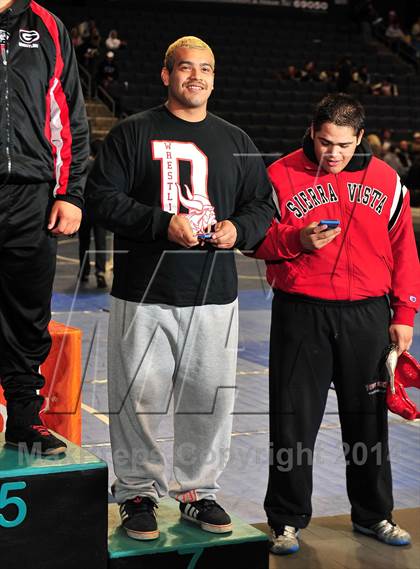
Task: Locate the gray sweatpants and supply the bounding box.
[108,297,238,505]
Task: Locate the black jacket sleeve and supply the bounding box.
[229,136,275,249]
[86,122,173,242]
[54,18,89,209]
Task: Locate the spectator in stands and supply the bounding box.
[354,0,382,42]
[70,26,83,49]
[412,132,420,158]
[78,22,102,93]
[381,128,394,153]
[78,18,101,49]
[412,16,420,55]
[78,140,108,289]
[370,81,381,95]
[350,65,371,95]
[300,60,318,81]
[358,65,370,84]
[79,41,100,95]
[77,18,90,42]
[336,56,353,92]
[254,92,418,556]
[405,157,420,206]
[318,69,330,83]
[100,76,126,118]
[381,76,399,96]
[97,52,124,116]
[105,29,127,51]
[385,10,409,48]
[86,35,274,542]
[367,133,382,157]
[282,65,301,81]
[97,51,119,85]
[383,145,405,177]
[371,76,398,97]
[89,20,101,50]
[354,64,371,90]
[396,140,413,179]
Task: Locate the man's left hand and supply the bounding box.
[48,201,82,235]
[211,220,237,249]
[389,324,413,355]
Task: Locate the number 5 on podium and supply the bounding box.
[0,481,27,528]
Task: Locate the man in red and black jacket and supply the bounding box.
[0,0,89,454]
[254,93,420,554]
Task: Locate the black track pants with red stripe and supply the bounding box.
[0,182,57,427]
[264,290,393,530]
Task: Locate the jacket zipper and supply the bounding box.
[335,173,352,298]
[1,11,12,181]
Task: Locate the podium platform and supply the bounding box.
[0,433,108,569]
[108,499,269,569]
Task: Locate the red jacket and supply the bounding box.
[254,139,420,326]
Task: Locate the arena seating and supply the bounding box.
[45,0,420,156]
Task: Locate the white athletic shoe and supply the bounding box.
[269,525,300,555]
[353,520,411,546]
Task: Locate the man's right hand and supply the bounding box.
[300,221,341,251]
[167,215,199,248]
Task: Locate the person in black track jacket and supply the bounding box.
[87,36,274,541]
[0,0,89,455]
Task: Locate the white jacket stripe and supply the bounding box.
[388,176,407,231]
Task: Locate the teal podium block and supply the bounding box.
[108,499,269,568]
[0,433,108,569]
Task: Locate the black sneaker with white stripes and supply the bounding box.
[179,499,232,533]
[119,496,159,540]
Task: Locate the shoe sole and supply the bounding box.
[353,524,411,546]
[181,512,232,533]
[5,440,67,456]
[125,528,160,540]
[269,541,299,555]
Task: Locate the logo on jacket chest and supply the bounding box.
[285,182,387,219]
[0,29,10,45]
[18,29,40,49]
[286,182,338,219]
[347,183,387,214]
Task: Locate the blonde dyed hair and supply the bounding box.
[164,36,215,72]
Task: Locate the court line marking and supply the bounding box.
[82,414,420,449]
[86,369,270,385]
[81,402,110,425]
[57,236,113,246]
[55,254,267,282]
[57,254,79,265]
[81,399,419,433]
[81,430,271,447]
[57,238,78,246]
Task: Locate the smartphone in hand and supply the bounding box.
[318,220,340,231]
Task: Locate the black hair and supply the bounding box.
[312,93,365,135]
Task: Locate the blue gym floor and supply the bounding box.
[52,238,420,524]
